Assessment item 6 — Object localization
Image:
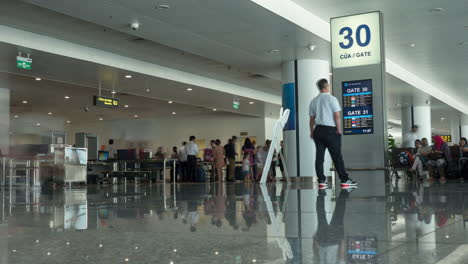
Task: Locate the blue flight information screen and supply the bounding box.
[342,79,373,135]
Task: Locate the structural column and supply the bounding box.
[401,106,413,147]
[412,105,431,141]
[461,115,468,139]
[282,59,331,178]
[450,117,460,144]
[0,74,10,155]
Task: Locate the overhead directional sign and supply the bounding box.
[16,56,32,70]
[331,12,382,68]
[93,95,119,108]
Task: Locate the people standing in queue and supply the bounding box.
[224,137,237,182]
[178,142,188,182]
[309,78,357,188]
[186,136,199,182]
[213,139,225,182]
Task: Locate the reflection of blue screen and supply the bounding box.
[342,79,374,135]
[98,151,109,161]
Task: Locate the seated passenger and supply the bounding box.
[410,138,431,180]
[154,146,166,160]
[456,138,468,179]
[427,135,452,182]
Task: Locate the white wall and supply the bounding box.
[66,113,269,151]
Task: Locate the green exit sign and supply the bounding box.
[233,98,240,110]
[17,56,32,70]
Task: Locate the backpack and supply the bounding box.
[398,151,414,166]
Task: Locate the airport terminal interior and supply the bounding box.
[1,0,468,263]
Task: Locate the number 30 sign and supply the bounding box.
[331,12,382,69]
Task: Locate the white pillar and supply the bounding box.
[461,114,468,139]
[413,105,431,141]
[282,60,331,178]
[401,106,413,147]
[450,117,460,145]
[0,75,10,154]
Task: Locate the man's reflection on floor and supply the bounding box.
[314,189,349,264]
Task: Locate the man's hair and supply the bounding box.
[189,136,196,141]
[316,79,328,90]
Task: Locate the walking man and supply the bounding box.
[309,79,357,188]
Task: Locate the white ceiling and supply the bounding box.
[291,0,468,100]
[0,0,463,136]
[0,42,273,119]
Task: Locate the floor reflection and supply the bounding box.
[2,174,468,263]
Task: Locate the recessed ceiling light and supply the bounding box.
[36,123,40,126]
[396,103,401,107]
[213,108,217,111]
[48,112,52,115]
[156,4,170,9]
[99,117,103,121]
[134,114,139,118]
[168,101,173,104]
[14,115,18,118]
[124,104,129,108]
[35,77,41,81]
[111,91,116,94]
[249,101,255,105]
[146,89,150,92]
[266,49,279,54]
[429,7,444,13]
[308,44,316,52]
[186,88,192,91]
[22,100,28,104]
[66,120,71,123]
[125,75,132,79]
[409,43,415,47]
[64,96,70,99]
[441,117,445,120]
[172,112,176,115]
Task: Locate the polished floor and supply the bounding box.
[1,172,468,263]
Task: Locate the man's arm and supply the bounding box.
[333,111,342,135]
[310,116,315,138]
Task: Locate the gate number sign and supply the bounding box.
[331,12,382,68]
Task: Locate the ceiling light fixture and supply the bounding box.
[36,123,40,126]
[409,43,415,47]
[172,112,176,115]
[35,77,41,81]
[429,7,445,13]
[99,117,103,121]
[186,88,192,91]
[134,115,139,118]
[156,4,170,10]
[64,96,70,99]
[213,108,217,111]
[146,89,150,92]
[308,44,316,51]
[266,49,279,54]
[66,120,71,123]
[124,105,129,108]
[249,101,255,105]
[125,75,132,79]
[111,90,116,94]
[22,100,28,104]
[48,112,52,115]
[168,101,173,104]
[14,115,18,118]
